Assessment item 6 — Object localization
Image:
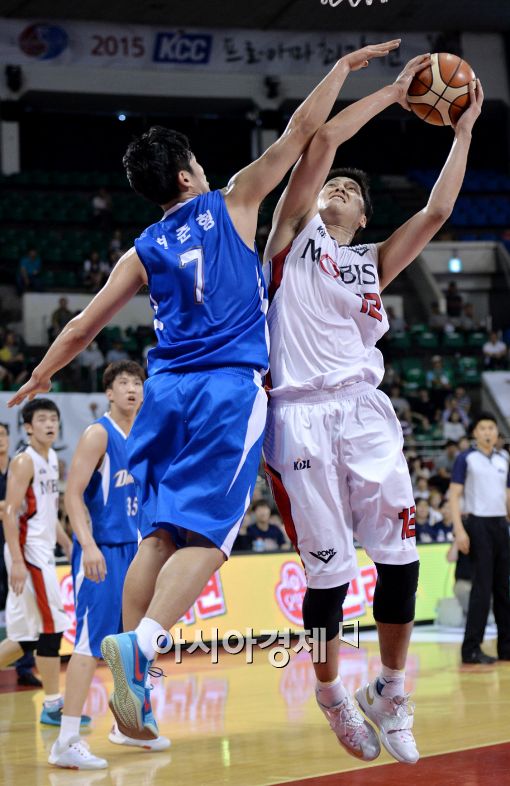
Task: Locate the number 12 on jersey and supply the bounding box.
[179,247,205,305]
[359,292,382,322]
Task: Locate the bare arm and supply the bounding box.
[64,424,109,582]
[9,247,147,406]
[3,453,33,594]
[225,41,400,245]
[378,80,483,291]
[448,482,470,554]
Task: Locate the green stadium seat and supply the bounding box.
[417,331,439,350]
[388,332,411,350]
[443,332,464,349]
[466,331,487,348]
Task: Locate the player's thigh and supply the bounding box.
[344,389,418,565]
[265,401,358,589]
[125,529,177,596]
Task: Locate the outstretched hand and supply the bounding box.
[7,372,51,408]
[343,39,401,72]
[454,78,483,133]
[393,53,433,109]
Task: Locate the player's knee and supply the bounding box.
[36,632,62,658]
[302,584,349,642]
[373,561,419,624]
[19,640,39,654]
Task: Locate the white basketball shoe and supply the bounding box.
[355,680,419,764]
[48,736,108,769]
[316,691,381,761]
[108,722,171,751]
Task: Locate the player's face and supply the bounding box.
[473,419,498,450]
[26,411,59,446]
[189,155,210,194]
[107,373,144,414]
[0,426,9,454]
[317,177,366,232]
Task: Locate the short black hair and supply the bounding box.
[103,360,145,390]
[123,126,194,205]
[471,412,498,431]
[325,167,373,236]
[0,422,9,434]
[21,398,60,424]
[252,499,272,511]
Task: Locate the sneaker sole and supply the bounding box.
[101,637,157,741]
[355,689,419,765]
[108,731,171,751]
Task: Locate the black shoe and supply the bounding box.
[462,649,497,665]
[498,653,510,661]
[17,671,43,688]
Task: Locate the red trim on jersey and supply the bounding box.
[25,560,55,634]
[268,243,292,305]
[265,463,300,555]
[19,485,37,550]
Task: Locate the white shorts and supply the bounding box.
[264,382,418,589]
[4,543,70,642]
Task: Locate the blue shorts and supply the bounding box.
[128,368,267,556]
[72,541,138,658]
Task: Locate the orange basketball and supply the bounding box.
[407,52,476,127]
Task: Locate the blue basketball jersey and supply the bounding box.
[83,414,139,545]
[134,190,269,376]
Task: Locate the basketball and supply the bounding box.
[407,52,476,126]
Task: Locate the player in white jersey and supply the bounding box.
[0,399,80,726]
[263,57,483,764]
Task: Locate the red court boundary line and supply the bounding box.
[270,741,510,786]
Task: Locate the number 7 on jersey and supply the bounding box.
[179,247,205,305]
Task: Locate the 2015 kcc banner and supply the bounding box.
[56,544,453,656]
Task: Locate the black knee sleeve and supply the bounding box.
[36,632,62,658]
[302,584,349,641]
[20,640,39,654]
[373,561,420,624]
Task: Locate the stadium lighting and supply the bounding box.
[448,255,462,273]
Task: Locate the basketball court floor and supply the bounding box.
[0,629,508,786]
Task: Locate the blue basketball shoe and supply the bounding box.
[40,697,91,727]
[101,632,158,740]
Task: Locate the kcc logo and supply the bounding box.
[153,31,212,64]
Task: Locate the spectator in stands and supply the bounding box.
[386,306,406,334]
[246,500,288,552]
[429,489,445,523]
[398,408,414,439]
[430,440,458,494]
[415,499,452,543]
[426,355,452,406]
[459,302,479,332]
[106,340,129,364]
[91,187,113,230]
[414,475,430,501]
[442,397,469,430]
[411,388,437,426]
[458,435,470,452]
[109,229,124,254]
[16,247,42,295]
[78,341,104,392]
[83,250,108,292]
[49,297,73,342]
[454,386,471,416]
[429,301,448,331]
[389,385,410,418]
[482,331,507,370]
[0,332,28,386]
[496,435,510,458]
[381,362,401,390]
[445,281,463,320]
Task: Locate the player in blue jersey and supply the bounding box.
[10,40,401,741]
[48,361,169,769]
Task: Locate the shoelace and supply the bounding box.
[329,698,368,742]
[70,739,91,758]
[387,695,416,742]
[147,665,166,692]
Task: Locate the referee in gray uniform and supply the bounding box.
[449,413,510,664]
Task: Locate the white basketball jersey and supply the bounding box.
[264,213,389,399]
[19,445,59,557]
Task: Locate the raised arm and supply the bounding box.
[8,247,147,407]
[225,41,400,240]
[378,79,483,291]
[3,452,33,594]
[64,424,108,582]
[265,54,431,261]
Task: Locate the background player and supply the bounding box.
[49,361,170,769]
[263,59,483,764]
[0,399,82,726]
[9,40,401,740]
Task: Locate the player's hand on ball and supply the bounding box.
[393,54,433,110]
[456,528,470,555]
[10,560,28,595]
[454,78,483,133]
[7,371,52,408]
[343,39,401,72]
[83,543,107,582]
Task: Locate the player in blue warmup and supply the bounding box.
[10,40,401,742]
[48,361,170,769]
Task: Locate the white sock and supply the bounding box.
[44,693,63,708]
[376,665,405,698]
[58,714,81,746]
[135,617,164,661]
[316,676,348,708]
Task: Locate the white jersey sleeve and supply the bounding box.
[265,214,389,399]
